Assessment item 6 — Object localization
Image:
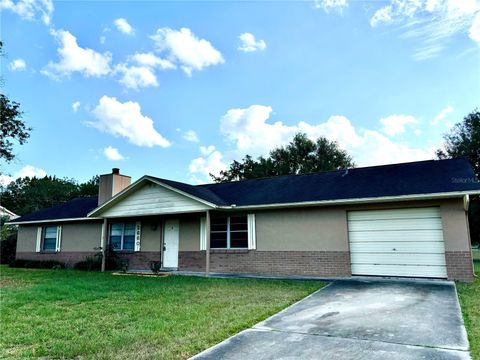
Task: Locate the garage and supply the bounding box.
[348,207,447,278]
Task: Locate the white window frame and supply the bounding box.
[210,216,248,249]
[37,225,62,253]
[109,222,137,251]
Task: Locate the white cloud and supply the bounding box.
[314,0,348,13]
[183,130,199,143]
[9,58,26,71]
[469,12,480,43]
[89,95,171,148]
[217,105,434,168]
[370,6,393,27]
[379,114,418,136]
[0,165,47,187]
[370,0,480,59]
[414,128,422,136]
[99,36,106,44]
[238,33,267,52]
[42,29,112,79]
[0,0,53,25]
[113,52,176,90]
[72,101,81,112]
[113,18,134,35]
[151,27,224,76]
[430,105,454,125]
[130,52,176,70]
[114,64,158,90]
[189,145,226,183]
[103,146,125,160]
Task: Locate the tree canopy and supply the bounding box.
[212,133,355,182]
[436,109,480,246]
[1,176,99,216]
[436,109,479,179]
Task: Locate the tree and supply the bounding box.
[436,110,480,178]
[437,109,480,246]
[0,176,100,216]
[212,133,355,182]
[0,41,31,163]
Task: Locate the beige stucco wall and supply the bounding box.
[179,216,201,251]
[255,198,471,253]
[440,198,471,252]
[256,207,348,251]
[16,225,38,252]
[140,219,161,252]
[16,221,103,253]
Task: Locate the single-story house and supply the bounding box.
[10,158,480,281]
[1,206,19,220]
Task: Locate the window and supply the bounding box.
[211,216,248,249]
[42,226,58,252]
[110,223,136,251]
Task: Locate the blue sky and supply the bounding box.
[1,0,479,185]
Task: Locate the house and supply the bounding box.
[0,206,19,220]
[9,158,480,281]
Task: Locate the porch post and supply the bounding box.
[101,218,107,272]
[205,210,210,276]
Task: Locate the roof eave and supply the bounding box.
[216,190,480,211]
[7,217,103,226]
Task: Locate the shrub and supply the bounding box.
[74,256,101,271]
[9,259,65,269]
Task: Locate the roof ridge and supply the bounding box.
[196,158,460,187]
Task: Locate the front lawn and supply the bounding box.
[0,266,323,359]
[457,260,480,360]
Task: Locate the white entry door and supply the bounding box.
[348,207,447,278]
[163,219,179,268]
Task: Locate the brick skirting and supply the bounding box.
[16,251,96,268]
[116,252,161,270]
[445,251,475,282]
[15,251,161,270]
[179,250,351,277]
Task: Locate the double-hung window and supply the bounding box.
[110,223,136,251]
[211,216,248,249]
[42,226,58,252]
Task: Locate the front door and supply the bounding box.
[163,219,179,268]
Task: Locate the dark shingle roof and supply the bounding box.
[11,158,480,223]
[12,197,99,223]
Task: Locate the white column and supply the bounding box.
[101,218,107,272]
[205,210,210,276]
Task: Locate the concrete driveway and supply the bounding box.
[192,279,471,360]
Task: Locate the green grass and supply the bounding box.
[0,266,323,359]
[457,260,480,360]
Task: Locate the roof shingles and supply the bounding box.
[11,158,480,223]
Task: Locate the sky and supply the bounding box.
[1,0,479,186]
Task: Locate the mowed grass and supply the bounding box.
[0,266,323,359]
[457,259,480,360]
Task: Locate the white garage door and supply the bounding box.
[348,207,447,278]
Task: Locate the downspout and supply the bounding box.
[101,218,107,272]
[206,210,210,276]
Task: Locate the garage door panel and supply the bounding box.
[348,218,443,231]
[349,230,444,243]
[351,264,447,278]
[349,241,445,253]
[351,252,446,266]
[347,207,447,278]
[348,207,441,221]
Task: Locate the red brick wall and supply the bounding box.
[179,250,351,277]
[116,252,161,270]
[16,252,96,268]
[445,251,474,282]
[15,251,161,270]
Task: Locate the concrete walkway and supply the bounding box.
[191,279,471,360]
